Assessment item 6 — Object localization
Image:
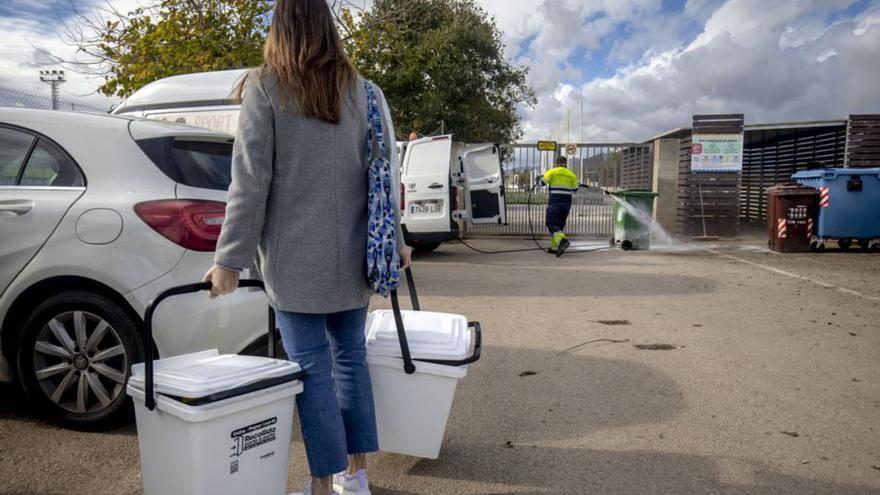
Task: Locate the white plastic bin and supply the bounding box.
[127,350,302,495]
[128,279,301,495]
[365,297,481,459]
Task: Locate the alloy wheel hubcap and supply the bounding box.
[72,354,88,371]
[32,311,128,414]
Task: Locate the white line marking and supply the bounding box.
[708,249,880,303]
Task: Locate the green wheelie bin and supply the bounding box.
[608,190,659,251]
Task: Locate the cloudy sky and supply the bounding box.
[1,0,879,141]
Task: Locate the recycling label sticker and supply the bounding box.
[229,417,278,459]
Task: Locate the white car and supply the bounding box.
[114,70,508,253]
[0,109,268,427]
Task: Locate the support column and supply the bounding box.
[652,138,680,235]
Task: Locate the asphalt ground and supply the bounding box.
[1,237,879,494]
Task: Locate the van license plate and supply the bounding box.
[410,200,441,215]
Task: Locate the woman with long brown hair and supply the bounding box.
[203,1,411,493]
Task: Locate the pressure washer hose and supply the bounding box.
[454,182,612,256]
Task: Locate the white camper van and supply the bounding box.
[114,71,507,252]
[113,69,247,133]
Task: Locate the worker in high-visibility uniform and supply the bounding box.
[540,156,581,257]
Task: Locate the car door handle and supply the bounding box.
[0,200,35,217]
[428,183,444,189]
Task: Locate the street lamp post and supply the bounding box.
[39,70,67,110]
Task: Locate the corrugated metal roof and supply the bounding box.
[644,119,849,142]
[645,128,691,142]
[744,120,847,131]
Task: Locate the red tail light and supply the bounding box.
[134,200,226,252]
[400,183,405,211]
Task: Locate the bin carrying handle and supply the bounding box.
[142,279,277,411]
[390,266,482,375]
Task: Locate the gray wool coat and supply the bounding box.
[214,70,403,313]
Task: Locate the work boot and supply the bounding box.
[555,237,571,257]
[550,232,565,252]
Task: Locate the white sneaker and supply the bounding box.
[332,469,371,495]
[290,484,340,495]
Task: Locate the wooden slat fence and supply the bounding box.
[676,114,744,238]
[620,145,654,190]
[846,115,880,168]
[740,124,847,221]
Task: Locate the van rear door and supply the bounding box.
[459,144,507,225]
[401,136,454,234]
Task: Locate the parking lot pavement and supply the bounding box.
[2,238,879,495]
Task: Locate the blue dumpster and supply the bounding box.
[792,168,880,251]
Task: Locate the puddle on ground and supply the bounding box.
[634,343,678,350]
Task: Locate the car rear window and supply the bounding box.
[0,127,34,185]
[20,139,85,187]
[137,137,232,191]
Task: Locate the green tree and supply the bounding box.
[342,0,535,143]
[60,0,272,98]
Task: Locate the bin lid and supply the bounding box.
[129,350,302,405]
[365,310,471,361]
[793,167,880,179]
[607,189,658,198]
[766,183,819,196]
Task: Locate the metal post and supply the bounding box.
[699,181,709,237]
[39,70,66,110]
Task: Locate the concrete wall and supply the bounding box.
[652,138,681,235]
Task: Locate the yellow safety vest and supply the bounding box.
[542,167,579,195]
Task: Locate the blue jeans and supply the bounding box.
[275,306,378,477]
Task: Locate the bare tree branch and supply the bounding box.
[39,0,158,84]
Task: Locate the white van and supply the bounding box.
[114,71,507,252]
[399,136,506,251]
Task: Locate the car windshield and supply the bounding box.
[137,137,232,191]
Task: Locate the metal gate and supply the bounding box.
[468,142,653,237]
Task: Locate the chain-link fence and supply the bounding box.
[0,86,107,113]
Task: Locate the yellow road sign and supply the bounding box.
[537,140,557,151]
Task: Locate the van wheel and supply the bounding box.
[16,291,141,429]
[413,242,442,254]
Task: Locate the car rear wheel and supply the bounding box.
[16,291,142,429]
